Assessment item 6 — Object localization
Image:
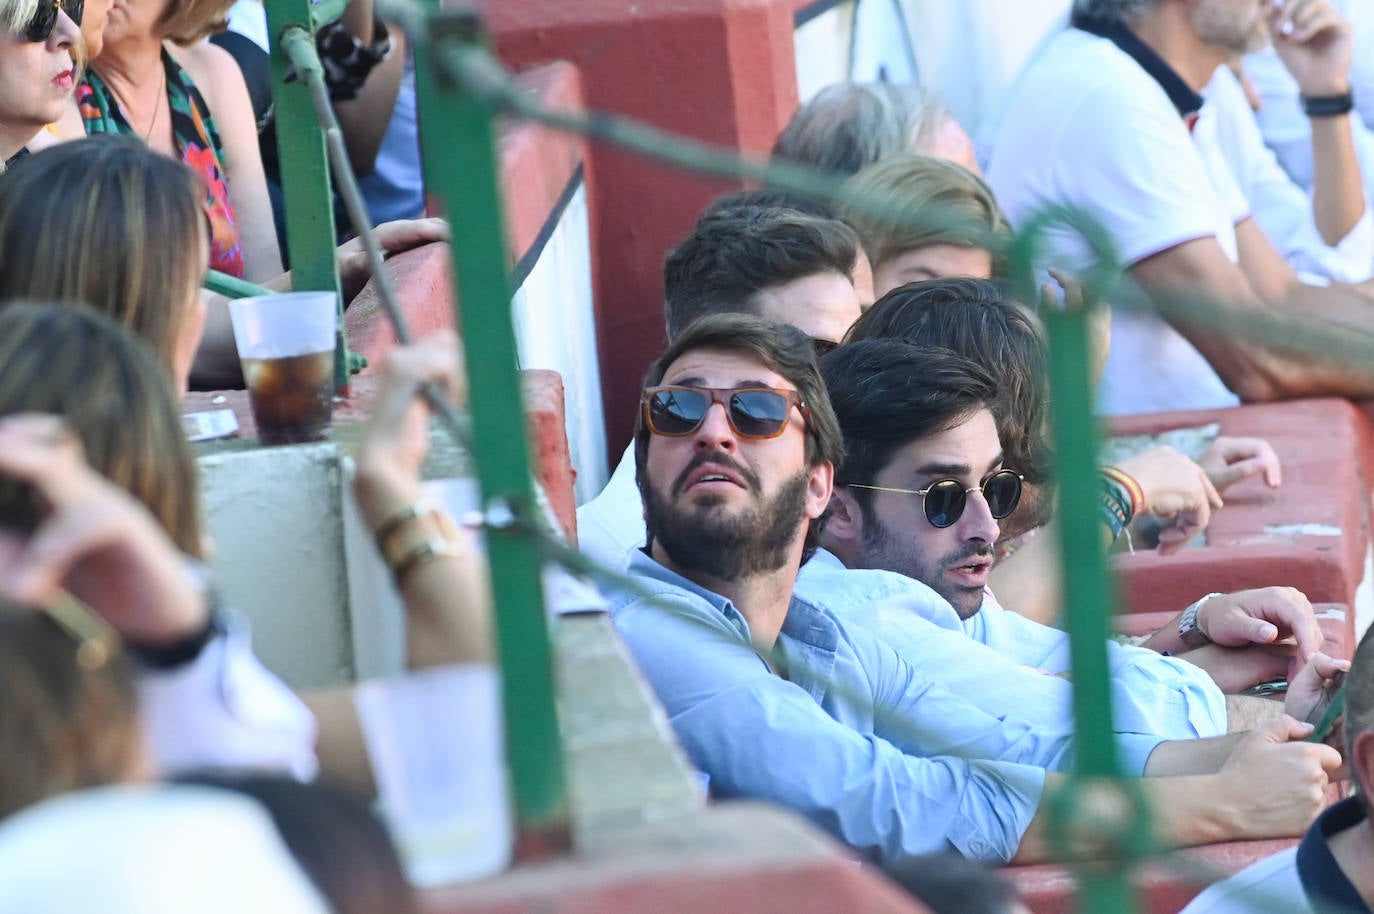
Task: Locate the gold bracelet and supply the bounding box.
[390,537,467,587]
[375,499,461,567]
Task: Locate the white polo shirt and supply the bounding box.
[987,27,1247,415]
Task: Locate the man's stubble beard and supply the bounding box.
[645,470,812,581]
[859,513,991,620]
[1191,1,1270,56]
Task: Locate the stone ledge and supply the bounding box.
[555,614,704,849]
[424,802,927,914]
[1109,399,1370,622]
[1009,838,1298,914]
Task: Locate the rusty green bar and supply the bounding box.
[412,5,569,833]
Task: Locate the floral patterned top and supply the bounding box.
[78,50,247,278]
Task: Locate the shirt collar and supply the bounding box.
[626,549,839,656]
[1296,796,1371,914]
[1071,11,1204,119]
[4,147,30,169]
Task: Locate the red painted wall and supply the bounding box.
[481,0,802,464]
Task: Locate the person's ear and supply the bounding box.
[1351,730,1374,798]
[805,461,834,521]
[825,484,865,545]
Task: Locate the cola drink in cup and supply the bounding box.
[241,349,334,445]
[228,292,338,446]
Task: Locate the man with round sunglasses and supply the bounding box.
[813,339,1337,738]
[607,313,1342,870]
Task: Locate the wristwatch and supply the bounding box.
[1178,593,1222,649]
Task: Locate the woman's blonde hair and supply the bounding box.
[0,599,139,820]
[0,136,206,377]
[0,0,37,34]
[0,303,205,557]
[839,154,1011,277]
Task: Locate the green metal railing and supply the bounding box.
[253,0,1374,906]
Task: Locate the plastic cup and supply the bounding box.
[228,292,337,446]
[355,666,513,886]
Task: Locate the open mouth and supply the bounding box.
[687,468,746,490]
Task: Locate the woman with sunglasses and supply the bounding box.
[0,0,80,167]
[21,0,445,388]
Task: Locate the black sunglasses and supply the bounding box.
[641,385,808,440]
[23,0,81,42]
[848,469,1024,528]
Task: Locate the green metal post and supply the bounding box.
[1041,299,1139,914]
[204,269,274,299]
[264,0,349,392]
[412,7,569,838]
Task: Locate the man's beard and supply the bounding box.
[859,515,993,620]
[1191,1,1269,55]
[645,462,812,581]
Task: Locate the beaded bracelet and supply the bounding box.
[1098,478,1132,539]
[1100,466,1145,516]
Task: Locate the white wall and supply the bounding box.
[793,0,1072,140]
[510,180,608,505]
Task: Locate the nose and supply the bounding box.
[50,7,79,47]
[955,485,1001,545]
[693,402,737,453]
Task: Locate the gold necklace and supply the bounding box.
[104,63,165,145]
[141,65,166,144]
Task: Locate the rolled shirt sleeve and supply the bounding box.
[966,600,1229,741]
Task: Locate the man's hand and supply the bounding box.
[1197,436,1282,492]
[337,217,450,301]
[0,414,207,647]
[1198,586,1325,663]
[1268,0,1353,97]
[1216,715,1340,838]
[1285,651,1350,750]
[1116,446,1223,553]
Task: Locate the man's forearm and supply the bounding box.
[1309,113,1366,245]
[1141,732,1246,777]
[1012,771,1238,864]
[1224,694,1287,732]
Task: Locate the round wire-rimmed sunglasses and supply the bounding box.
[641,385,808,440]
[848,468,1024,528]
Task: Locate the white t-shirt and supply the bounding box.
[1203,65,1374,283]
[575,444,645,572]
[1179,848,1309,914]
[986,28,1247,415]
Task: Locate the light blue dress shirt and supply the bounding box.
[608,551,1068,864]
[798,550,1227,743]
[963,586,1228,740]
[795,550,1182,774]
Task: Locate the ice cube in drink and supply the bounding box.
[241,349,334,445]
